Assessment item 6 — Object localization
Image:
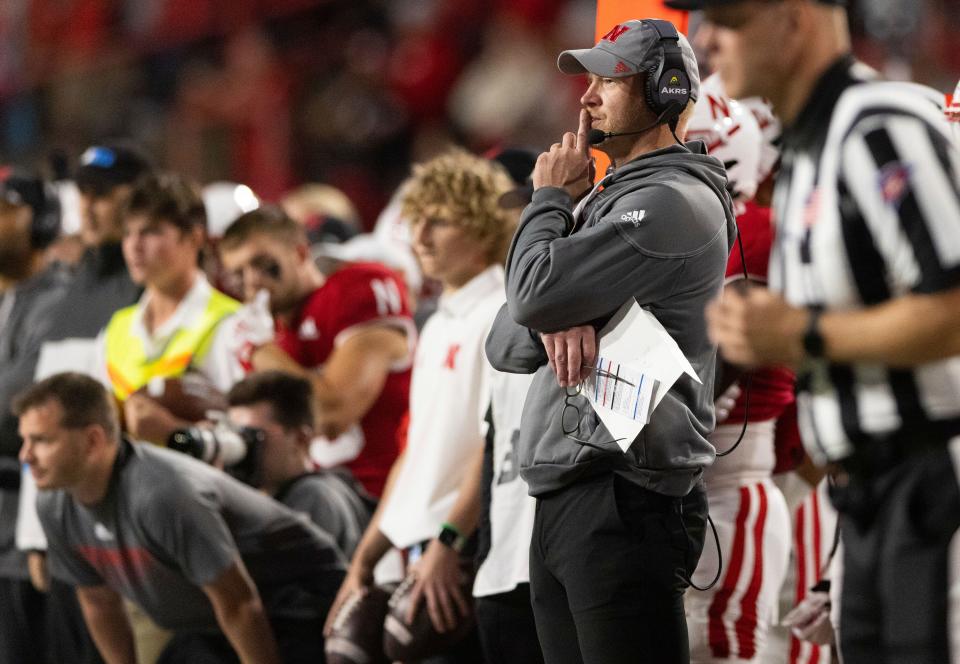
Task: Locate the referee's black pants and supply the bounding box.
[530,473,708,664]
[833,438,960,664]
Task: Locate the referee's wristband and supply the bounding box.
[802,306,826,359]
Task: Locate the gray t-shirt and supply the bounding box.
[37,440,346,632]
[274,471,372,557]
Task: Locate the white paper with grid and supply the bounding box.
[584,299,700,452]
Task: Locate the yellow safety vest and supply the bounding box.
[104,289,239,401]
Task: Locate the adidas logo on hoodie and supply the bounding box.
[620,210,646,227]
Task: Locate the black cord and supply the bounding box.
[819,475,842,578]
[682,504,723,592]
[670,124,684,147]
[715,220,752,458]
[716,374,751,457]
[734,216,749,282]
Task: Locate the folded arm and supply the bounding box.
[484,304,548,374]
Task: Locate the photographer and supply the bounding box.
[226,371,372,556]
[17,372,346,664]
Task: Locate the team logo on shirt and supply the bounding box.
[877,161,912,208]
[299,317,320,340]
[443,344,461,370]
[94,522,114,541]
[620,210,646,227]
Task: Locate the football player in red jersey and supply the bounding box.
[683,77,796,664]
[219,206,414,498]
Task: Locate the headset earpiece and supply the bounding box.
[642,19,692,124]
[644,60,664,117]
[30,182,62,250]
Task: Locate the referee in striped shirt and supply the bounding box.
[668,0,960,661]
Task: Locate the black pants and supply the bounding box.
[0,576,46,664]
[475,583,545,664]
[157,578,339,664]
[832,441,960,664]
[530,474,708,664]
[157,617,327,664]
[419,626,485,664]
[46,578,105,664]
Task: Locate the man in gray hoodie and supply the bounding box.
[485,19,736,664]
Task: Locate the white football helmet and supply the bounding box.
[202,181,260,239]
[739,96,782,183]
[687,73,763,205]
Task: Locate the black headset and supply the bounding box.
[642,19,692,128]
[30,181,62,250]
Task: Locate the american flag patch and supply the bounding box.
[877,161,912,207]
[803,188,822,228]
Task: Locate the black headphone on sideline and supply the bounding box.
[643,19,692,129]
[0,169,62,250]
[31,182,62,250]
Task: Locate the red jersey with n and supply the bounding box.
[725,202,796,426]
[276,262,413,497]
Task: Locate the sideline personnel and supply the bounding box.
[486,18,736,664]
[681,0,960,661]
[17,372,345,663]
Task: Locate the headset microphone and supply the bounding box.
[587,128,611,145]
[588,123,661,145]
[586,103,684,145]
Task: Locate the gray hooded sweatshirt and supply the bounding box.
[485,141,736,497]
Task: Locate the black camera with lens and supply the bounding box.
[167,417,265,486]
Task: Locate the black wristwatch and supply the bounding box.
[802,307,826,359]
[437,523,467,553]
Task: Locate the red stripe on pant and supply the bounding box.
[789,502,806,664]
[708,485,752,658]
[805,492,823,664]
[790,493,825,664]
[734,483,768,658]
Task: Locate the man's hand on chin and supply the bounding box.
[533,109,596,200]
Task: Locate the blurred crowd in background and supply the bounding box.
[0,0,957,231]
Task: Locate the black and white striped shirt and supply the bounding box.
[770,56,960,463]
